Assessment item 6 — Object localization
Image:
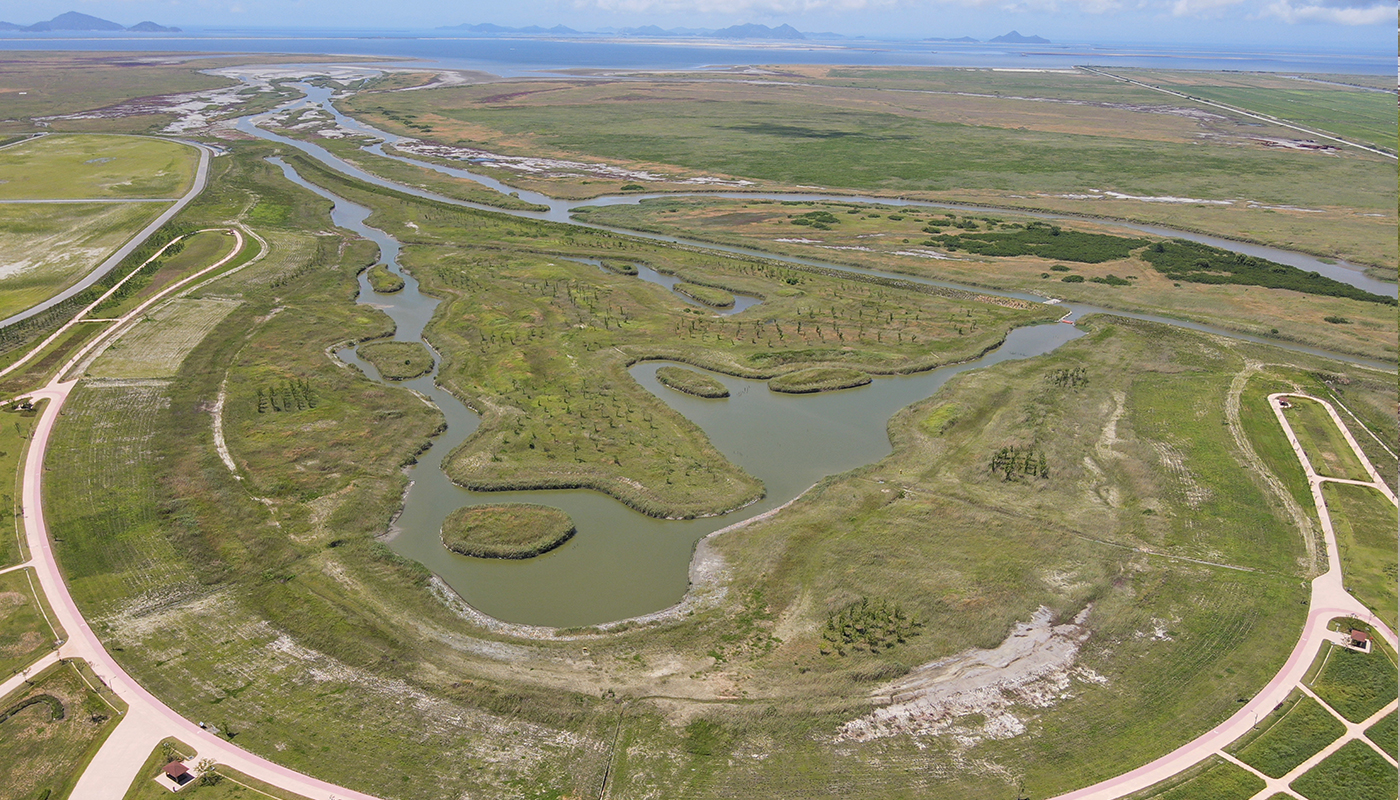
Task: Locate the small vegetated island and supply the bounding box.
[365,263,405,293]
[440,503,577,559]
[655,365,730,398]
[672,282,735,308]
[769,366,872,393]
[356,340,434,380]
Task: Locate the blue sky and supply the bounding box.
[3,0,1393,50]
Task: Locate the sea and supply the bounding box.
[0,30,1392,77]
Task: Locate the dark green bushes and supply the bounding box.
[1142,240,1394,305]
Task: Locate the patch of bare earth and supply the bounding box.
[837,606,1104,745]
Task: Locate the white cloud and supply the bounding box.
[1262,0,1393,23]
[1171,0,1246,16]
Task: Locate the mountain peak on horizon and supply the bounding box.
[712,23,805,40]
[989,30,1050,43]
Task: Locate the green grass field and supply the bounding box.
[1231,692,1345,777]
[1365,711,1396,757]
[94,228,242,318]
[672,282,735,307]
[0,661,121,800]
[1282,397,1373,481]
[1290,739,1397,800]
[0,403,40,567]
[1137,755,1266,799]
[1120,70,1397,150]
[365,263,405,293]
[0,568,59,678]
[0,201,171,320]
[1308,643,1398,723]
[1322,482,1398,630]
[0,133,197,199]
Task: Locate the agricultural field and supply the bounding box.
[0,568,60,677]
[0,133,197,200]
[572,198,1398,363]
[1229,691,1345,777]
[343,68,1398,268]
[1321,482,1398,629]
[0,201,170,320]
[87,298,244,379]
[1115,69,1398,150]
[0,661,121,800]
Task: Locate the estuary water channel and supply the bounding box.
[248,83,1392,628]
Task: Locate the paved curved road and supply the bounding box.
[0,137,212,330]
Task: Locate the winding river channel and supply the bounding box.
[244,82,1392,628]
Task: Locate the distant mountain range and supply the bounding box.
[440,21,806,40]
[0,11,180,32]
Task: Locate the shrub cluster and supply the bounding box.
[989,445,1049,480]
[1142,240,1394,305]
[1049,367,1088,388]
[926,221,1147,263]
[257,380,318,413]
[821,597,923,656]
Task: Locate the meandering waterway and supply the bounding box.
[248,83,1391,628]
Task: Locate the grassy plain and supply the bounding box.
[0,568,58,678]
[1308,643,1398,723]
[1115,69,1397,149]
[655,365,729,398]
[1321,482,1397,630]
[572,198,1398,363]
[440,503,577,558]
[1366,712,1396,756]
[87,298,244,379]
[1290,739,1396,800]
[343,68,1397,267]
[1282,397,1372,481]
[356,340,434,380]
[0,403,40,567]
[0,661,120,800]
[0,133,196,199]
[0,201,170,320]
[1231,691,1345,777]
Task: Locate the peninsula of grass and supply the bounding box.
[366,263,405,293]
[655,366,729,398]
[673,282,735,308]
[441,503,576,559]
[600,260,638,276]
[769,366,872,394]
[356,340,434,380]
[1232,693,1345,777]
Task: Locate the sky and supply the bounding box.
[2,0,1394,50]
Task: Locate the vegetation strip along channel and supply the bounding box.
[248,85,1396,374]
[269,153,1078,628]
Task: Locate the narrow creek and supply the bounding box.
[247,83,1392,628]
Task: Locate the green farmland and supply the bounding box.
[0,133,197,200]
